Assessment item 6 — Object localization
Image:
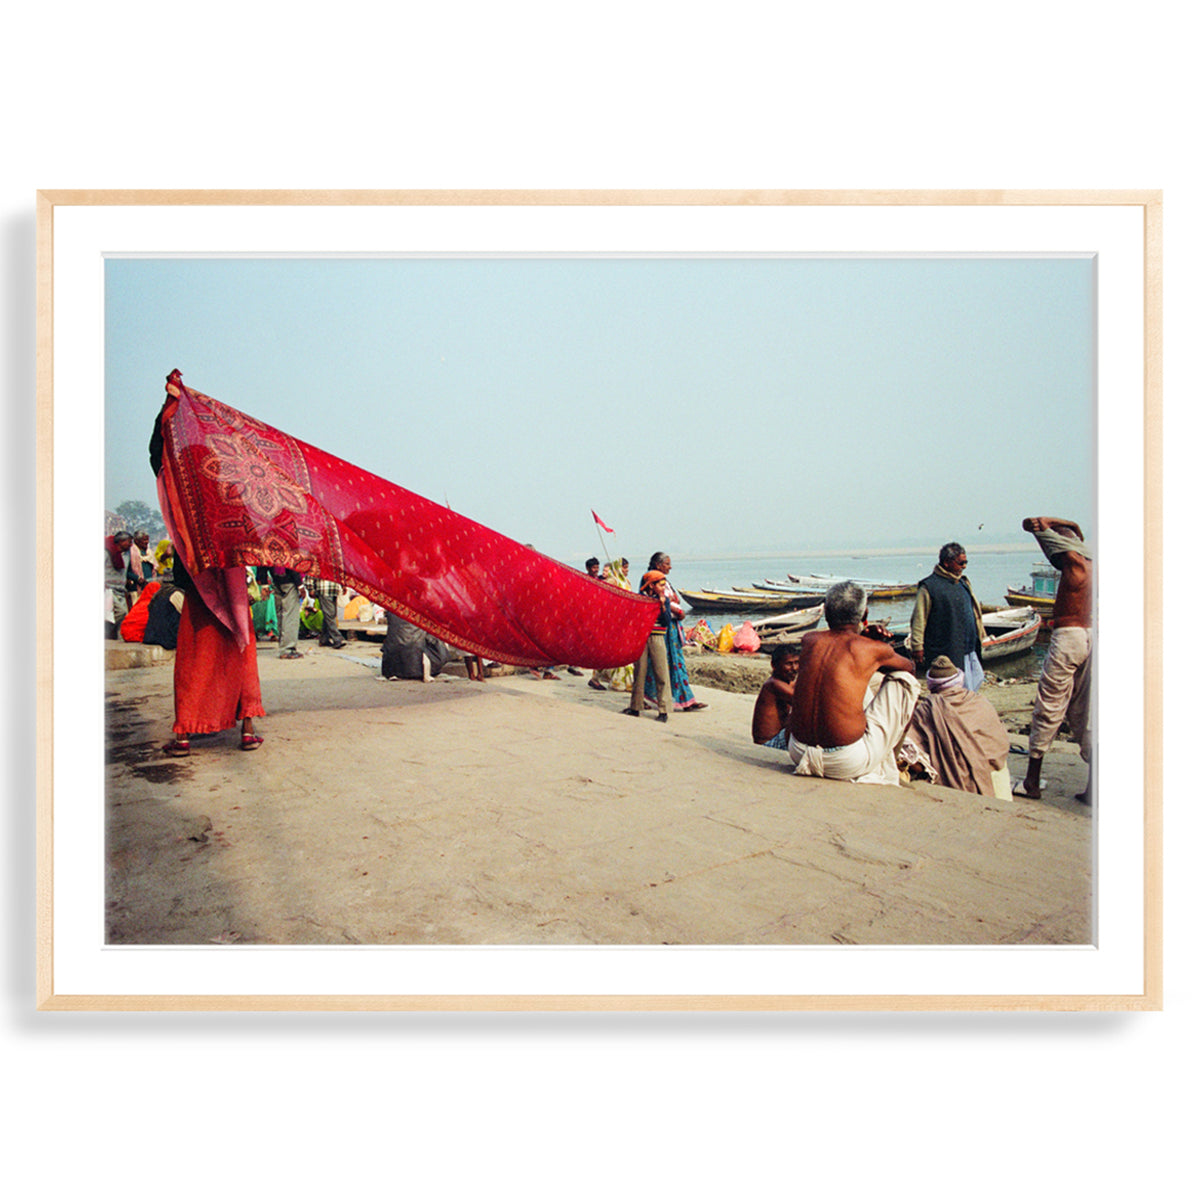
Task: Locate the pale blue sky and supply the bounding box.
[105,255,1095,564]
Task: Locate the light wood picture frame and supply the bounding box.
[36,189,1162,1012]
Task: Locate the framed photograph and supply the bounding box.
[37,189,1161,1011]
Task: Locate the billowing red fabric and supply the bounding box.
[157,379,657,669]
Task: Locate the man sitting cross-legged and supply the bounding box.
[752,645,802,750]
[786,580,921,785]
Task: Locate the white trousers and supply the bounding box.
[1028,626,1092,762]
[789,671,921,785]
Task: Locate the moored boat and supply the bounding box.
[748,619,825,648]
[1004,565,1059,613]
[750,604,824,646]
[761,577,917,601]
[979,606,1042,661]
[898,605,1042,664]
[786,571,912,590]
[678,588,823,614]
[862,584,918,600]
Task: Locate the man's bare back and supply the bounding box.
[1022,517,1092,629]
[787,628,916,747]
[752,659,799,744]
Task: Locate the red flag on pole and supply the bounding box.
[591,510,614,534]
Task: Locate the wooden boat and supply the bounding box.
[752,580,822,593]
[785,571,912,590]
[752,605,823,629]
[899,606,1042,664]
[1005,566,1059,613]
[862,584,918,600]
[1003,588,1057,613]
[750,604,823,646]
[760,577,918,601]
[980,607,1043,661]
[737,584,822,596]
[678,588,821,614]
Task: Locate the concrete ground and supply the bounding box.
[104,641,1093,946]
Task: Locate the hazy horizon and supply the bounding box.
[106,255,1096,565]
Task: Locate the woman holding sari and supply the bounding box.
[642,552,707,712]
[151,372,265,756]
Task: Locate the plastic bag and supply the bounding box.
[731,620,761,654]
[716,622,736,653]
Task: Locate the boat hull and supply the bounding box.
[763,578,916,601]
[1004,588,1056,614]
[750,605,823,644]
[900,608,1043,664]
[679,588,821,613]
[980,610,1043,661]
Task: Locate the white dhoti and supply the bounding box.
[788,671,921,785]
[1028,626,1092,763]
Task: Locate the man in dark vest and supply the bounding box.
[909,542,986,691]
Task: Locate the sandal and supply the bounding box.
[240,733,264,751]
[588,679,607,690]
[163,739,190,757]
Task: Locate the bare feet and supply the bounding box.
[1017,757,1044,800]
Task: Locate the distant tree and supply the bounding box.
[115,500,167,541]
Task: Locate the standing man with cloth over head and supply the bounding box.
[909,541,987,691]
[1014,517,1094,804]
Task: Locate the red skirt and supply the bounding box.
[173,595,265,736]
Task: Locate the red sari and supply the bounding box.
[154,374,656,669]
[172,569,265,736]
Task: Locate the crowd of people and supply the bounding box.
[106,518,1093,801]
[111,385,1093,800]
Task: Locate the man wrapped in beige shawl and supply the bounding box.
[901,656,1013,800]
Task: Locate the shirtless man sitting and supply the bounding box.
[1014,516,1094,804]
[752,646,801,749]
[785,580,921,785]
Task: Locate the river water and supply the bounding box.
[661,547,1052,678]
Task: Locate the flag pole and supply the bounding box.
[591,510,618,578]
[595,526,613,566]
